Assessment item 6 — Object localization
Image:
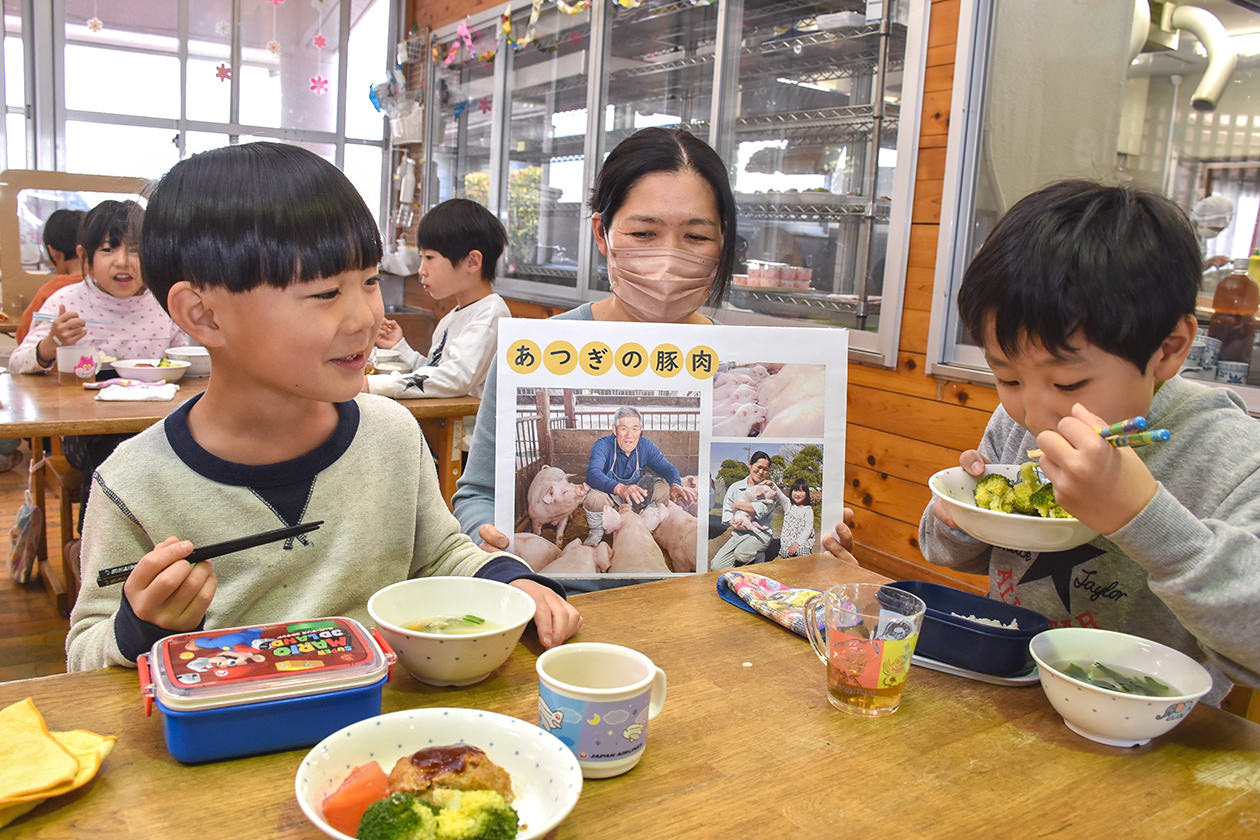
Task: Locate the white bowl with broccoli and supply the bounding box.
[928,464,1099,552]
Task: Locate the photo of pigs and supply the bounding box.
[711,362,825,438]
[510,388,703,577]
[707,441,824,566]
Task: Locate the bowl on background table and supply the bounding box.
[110,358,190,383]
[163,346,211,377]
[890,580,1050,678]
[295,707,582,840]
[929,464,1099,552]
[1029,627,1212,747]
[367,576,535,686]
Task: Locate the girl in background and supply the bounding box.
[778,478,817,558]
[9,200,187,531]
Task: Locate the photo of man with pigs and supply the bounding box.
[511,389,701,578]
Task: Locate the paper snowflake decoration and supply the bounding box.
[310,75,329,95]
[86,16,103,32]
[216,63,232,81]
[215,20,230,37]
[267,39,280,55]
[478,97,492,114]
[313,34,326,48]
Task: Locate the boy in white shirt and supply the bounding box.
[366,199,510,428]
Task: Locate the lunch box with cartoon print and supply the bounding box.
[137,617,395,764]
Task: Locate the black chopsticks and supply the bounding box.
[95,520,324,587]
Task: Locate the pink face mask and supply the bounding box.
[605,246,719,323]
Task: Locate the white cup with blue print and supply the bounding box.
[1200,335,1223,378]
[1182,336,1205,374]
[1216,359,1249,385]
[536,642,666,779]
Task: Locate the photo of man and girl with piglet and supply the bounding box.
[506,360,826,578]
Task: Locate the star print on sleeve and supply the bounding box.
[401,373,431,393]
[1017,543,1107,613]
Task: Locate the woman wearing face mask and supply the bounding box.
[451,127,855,570]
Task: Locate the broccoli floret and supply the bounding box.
[973,474,1015,512]
[1030,483,1073,519]
[428,789,519,840]
[1009,481,1038,515]
[1018,461,1041,487]
[357,792,440,840]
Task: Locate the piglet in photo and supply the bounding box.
[651,501,698,573]
[538,539,613,575]
[527,465,590,546]
[712,402,767,437]
[602,504,671,574]
[513,533,562,571]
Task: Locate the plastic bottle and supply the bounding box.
[398,157,416,205]
[1208,257,1259,375]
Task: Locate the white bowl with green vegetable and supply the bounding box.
[367,576,536,687]
[928,463,1099,552]
[1029,627,1212,747]
[110,357,190,383]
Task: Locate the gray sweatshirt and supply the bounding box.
[67,393,541,671]
[919,375,1260,702]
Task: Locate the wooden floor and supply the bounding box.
[0,444,71,681]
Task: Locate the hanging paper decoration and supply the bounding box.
[502,0,542,51]
[216,63,232,81]
[554,0,590,14]
[266,0,282,57]
[86,0,103,31]
[267,39,281,54]
[268,0,285,5]
[443,19,477,66]
[453,100,467,119]
[478,97,492,114]
[613,0,642,7]
[215,20,230,36]
[310,0,328,95]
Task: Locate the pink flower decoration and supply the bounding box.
[313,33,326,48]
[87,17,103,32]
[268,0,285,5]
[216,63,232,81]
[310,75,329,95]
[267,39,280,54]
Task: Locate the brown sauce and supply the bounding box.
[408,744,484,783]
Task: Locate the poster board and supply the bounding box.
[494,319,847,579]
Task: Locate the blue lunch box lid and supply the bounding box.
[141,617,394,712]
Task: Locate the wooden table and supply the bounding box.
[1,555,1257,838]
[0,373,477,501]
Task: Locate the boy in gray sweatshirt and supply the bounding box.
[919,179,1260,704]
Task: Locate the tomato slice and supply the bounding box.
[321,760,390,836]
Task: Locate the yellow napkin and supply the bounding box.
[0,698,116,829]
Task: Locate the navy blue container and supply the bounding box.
[889,581,1050,677]
[138,617,394,764]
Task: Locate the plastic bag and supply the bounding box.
[8,488,43,584]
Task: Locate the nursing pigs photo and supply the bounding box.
[508,387,703,578]
[710,362,825,438]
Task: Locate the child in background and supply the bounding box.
[918,179,1260,705]
[366,199,510,418]
[778,478,816,558]
[66,143,580,671]
[16,208,86,342]
[9,200,187,523]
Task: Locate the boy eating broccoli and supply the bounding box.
[919,179,1260,704]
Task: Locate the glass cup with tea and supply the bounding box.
[805,583,926,717]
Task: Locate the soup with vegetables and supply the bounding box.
[1052,660,1178,697]
[405,614,499,635]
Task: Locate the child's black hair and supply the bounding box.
[42,208,85,258]
[958,179,1200,373]
[590,127,737,307]
[789,478,811,501]
[140,142,382,311]
[78,200,142,272]
[415,198,506,282]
